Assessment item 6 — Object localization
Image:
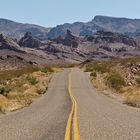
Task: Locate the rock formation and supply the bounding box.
[85,31,137,47]
[0,34,20,50]
[19,32,43,48]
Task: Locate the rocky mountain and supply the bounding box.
[47,16,140,38]
[0,18,50,40]
[47,21,104,38]
[47,30,140,60]
[51,30,81,48]
[0,16,140,40]
[0,33,62,70]
[1,16,140,69]
[1,16,140,40]
[92,16,140,34]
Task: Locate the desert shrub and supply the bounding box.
[84,65,94,72]
[125,91,140,108]
[0,87,5,95]
[26,76,38,85]
[0,86,11,95]
[90,71,97,78]
[106,72,125,91]
[92,64,110,74]
[119,57,140,66]
[41,66,54,74]
[41,67,54,73]
[41,67,48,74]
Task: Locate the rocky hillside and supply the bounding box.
[51,30,81,48]
[0,18,50,40]
[92,16,140,34]
[47,20,104,38]
[0,33,60,70]
[0,34,21,51]
[85,31,137,47]
[47,15,140,38]
[0,28,140,70]
[49,30,139,60]
[1,16,140,40]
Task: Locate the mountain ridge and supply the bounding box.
[1,15,140,40]
[47,15,140,38]
[0,18,51,40]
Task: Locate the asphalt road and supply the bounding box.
[0,68,140,140]
[71,68,140,140]
[0,69,71,140]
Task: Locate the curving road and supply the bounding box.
[71,68,140,140]
[0,68,140,140]
[0,69,71,140]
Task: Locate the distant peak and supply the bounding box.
[94,15,114,18]
[93,15,132,21]
[93,15,115,21]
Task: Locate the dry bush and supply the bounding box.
[92,74,108,92]
[105,72,125,91]
[26,75,38,85]
[90,71,97,78]
[123,87,140,107]
[0,95,8,112]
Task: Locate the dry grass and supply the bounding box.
[92,73,108,91]
[0,66,53,113]
[51,67,63,72]
[105,72,125,91]
[83,57,140,108]
[0,66,40,83]
[122,87,140,107]
[0,95,8,112]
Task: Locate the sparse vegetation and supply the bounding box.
[0,66,39,83]
[0,86,11,95]
[92,63,111,74]
[0,87,5,95]
[106,72,125,91]
[41,66,54,74]
[41,67,49,74]
[84,64,94,72]
[90,71,97,78]
[0,66,53,113]
[26,75,38,85]
[83,57,140,107]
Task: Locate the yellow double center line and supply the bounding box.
[64,71,80,140]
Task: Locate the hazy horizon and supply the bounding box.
[0,0,140,27]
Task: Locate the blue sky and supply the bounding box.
[0,0,139,27]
